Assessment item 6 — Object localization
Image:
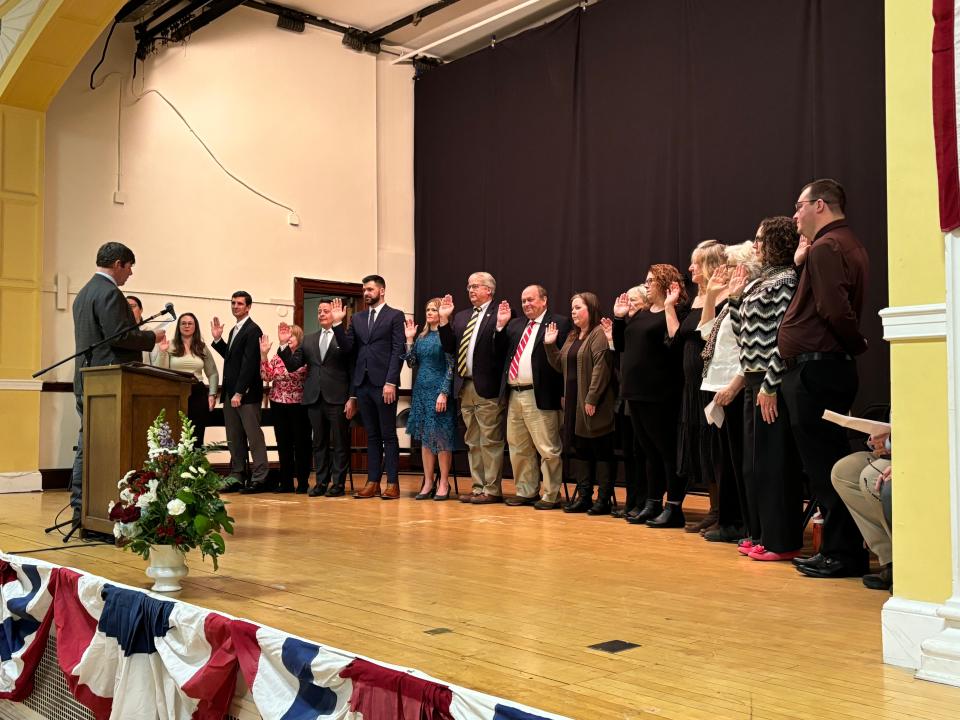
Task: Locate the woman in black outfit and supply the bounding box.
[670,240,729,533]
[612,264,688,527]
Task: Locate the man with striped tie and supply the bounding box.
[437,272,509,504]
[493,286,570,509]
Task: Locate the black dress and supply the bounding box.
[674,305,706,486]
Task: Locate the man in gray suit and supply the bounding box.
[277,301,356,497]
[71,242,162,522]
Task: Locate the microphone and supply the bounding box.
[164,302,176,320]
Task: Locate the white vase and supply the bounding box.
[146,545,188,592]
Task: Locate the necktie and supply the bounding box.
[509,321,537,381]
[319,329,331,361]
[457,307,482,376]
[367,307,377,334]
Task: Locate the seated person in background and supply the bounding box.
[126,295,153,365]
[812,432,892,590]
[155,312,219,443]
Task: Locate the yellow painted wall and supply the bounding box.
[885,0,952,602]
[0,105,43,474]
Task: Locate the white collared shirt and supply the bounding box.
[95,271,118,285]
[465,300,491,377]
[510,310,546,385]
[229,316,250,346]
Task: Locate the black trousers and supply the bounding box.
[781,359,867,565]
[627,398,682,503]
[616,406,647,511]
[271,401,312,490]
[356,380,399,484]
[701,392,744,528]
[308,399,350,490]
[569,432,617,499]
[187,383,211,444]
[742,373,804,553]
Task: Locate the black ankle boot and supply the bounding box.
[564,494,594,513]
[647,503,685,528]
[627,499,662,524]
[587,501,612,516]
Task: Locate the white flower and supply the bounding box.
[167,499,187,516]
[135,491,156,508]
[180,471,195,480]
[108,500,115,513]
[147,478,159,493]
[113,523,122,539]
[181,486,192,494]
[120,488,135,503]
[119,522,139,538]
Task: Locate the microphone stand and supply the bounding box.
[34,306,173,542]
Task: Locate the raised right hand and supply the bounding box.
[600,317,613,343]
[404,318,419,341]
[543,322,559,345]
[728,265,749,297]
[707,266,729,295]
[438,294,455,323]
[157,336,170,353]
[277,324,292,344]
[211,316,224,341]
[330,298,347,324]
[613,293,630,318]
[153,329,167,345]
[496,300,512,329]
[795,235,811,266]
[259,335,272,355]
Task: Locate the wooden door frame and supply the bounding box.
[293,278,364,328]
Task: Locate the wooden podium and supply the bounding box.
[80,364,194,535]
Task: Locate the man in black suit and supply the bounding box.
[211,291,269,493]
[71,242,162,520]
[493,285,570,509]
[278,301,354,497]
[330,275,405,499]
[437,271,509,504]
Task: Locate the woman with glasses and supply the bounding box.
[729,216,803,561]
[155,312,219,443]
[612,264,688,527]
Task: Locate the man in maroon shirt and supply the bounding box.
[778,178,871,579]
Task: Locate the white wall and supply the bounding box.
[40,7,415,468]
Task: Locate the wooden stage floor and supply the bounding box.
[0,481,956,720]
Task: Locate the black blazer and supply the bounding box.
[493,312,570,410]
[438,300,507,399]
[279,329,352,406]
[212,318,264,405]
[72,273,156,397]
[333,304,405,388]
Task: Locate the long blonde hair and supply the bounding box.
[420,298,442,339]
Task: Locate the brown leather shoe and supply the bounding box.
[460,492,483,503]
[381,483,400,500]
[471,493,503,505]
[353,482,381,499]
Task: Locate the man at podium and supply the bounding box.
[70,242,163,525]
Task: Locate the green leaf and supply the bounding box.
[177,490,196,504]
[210,532,225,554]
[193,514,211,534]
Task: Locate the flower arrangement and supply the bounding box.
[109,410,234,569]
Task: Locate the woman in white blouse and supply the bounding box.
[156,312,219,443]
[697,241,758,544]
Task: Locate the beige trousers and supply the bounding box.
[830,451,892,565]
[506,388,563,502]
[460,380,506,495]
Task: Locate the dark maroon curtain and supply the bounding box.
[415,0,888,408]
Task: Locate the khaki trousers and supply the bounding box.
[830,452,892,565]
[506,388,563,502]
[460,380,506,495]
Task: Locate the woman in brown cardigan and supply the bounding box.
[544,292,617,514]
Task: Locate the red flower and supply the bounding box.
[108,504,141,523]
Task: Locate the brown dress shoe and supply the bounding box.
[460,492,483,503]
[353,482,381,498]
[471,493,503,505]
[381,483,400,500]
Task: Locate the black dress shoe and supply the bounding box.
[627,499,663,524]
[792,553,826,569]
[611,507,631,519]
[308,485,327,497]
[563,496,593,513]
[586,502,612,516]
[241,482,269,494]
[221,477,244,493]
[796,557,867,579]
[325,486,345,497]
[703,525,744,543]
[863,564,893,591]
[646,503,685,528]
[295,484,309,494]
[274,485,294,494]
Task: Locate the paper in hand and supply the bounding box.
[704,400,725,428]
[822,409,890,436]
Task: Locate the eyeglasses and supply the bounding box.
[752,236,764,245]
[794,198,819,211]
[466,284,489,291]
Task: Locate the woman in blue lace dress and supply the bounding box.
[402,298,456,500]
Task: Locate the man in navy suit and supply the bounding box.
[278,300,355,497]
[211,291,269,493]
[331,275,406,499]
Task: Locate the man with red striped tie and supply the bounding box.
[493,285,570,509]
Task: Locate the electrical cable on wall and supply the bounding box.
[89,26,299,222]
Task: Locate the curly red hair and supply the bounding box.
[646,264,688,305]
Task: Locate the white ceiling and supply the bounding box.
[275,0,580,61]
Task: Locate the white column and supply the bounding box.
[916,231,960,684]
